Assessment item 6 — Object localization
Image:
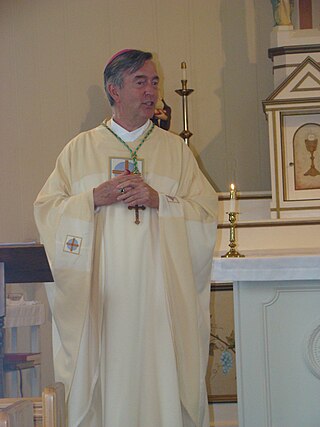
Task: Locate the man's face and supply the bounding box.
[111,60,159,130]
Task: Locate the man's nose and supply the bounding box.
[145,81,157,95]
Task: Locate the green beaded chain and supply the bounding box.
[102,121,155,174]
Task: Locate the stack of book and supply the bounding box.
[3,352,41,371]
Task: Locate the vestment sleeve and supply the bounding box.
[158,142,218,291]
[34,142,95,268]
[34,142,95,398]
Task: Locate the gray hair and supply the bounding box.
[104,50,153,106]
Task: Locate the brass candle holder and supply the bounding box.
[175,61,194,146]
[221,211,244,258]
[222,184,244,258]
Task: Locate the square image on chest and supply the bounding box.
[109,157,144,178]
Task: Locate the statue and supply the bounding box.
[271,0,294,26]
[152,98,172,130]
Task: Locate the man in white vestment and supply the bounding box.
[34,49,218,427]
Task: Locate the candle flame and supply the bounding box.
[230,183,236,199]
[181,61,186,69]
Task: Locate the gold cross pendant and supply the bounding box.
[128,205,146,225]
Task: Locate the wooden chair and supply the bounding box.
[41,382,65,427]
[0,382,65,427]
[0,400,34,427]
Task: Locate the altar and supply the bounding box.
[212,249,320,427]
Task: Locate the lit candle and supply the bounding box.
[230,183,236,212]
[181,61,187,81]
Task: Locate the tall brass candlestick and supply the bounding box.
[175,61,194,145]
[222,184,245,258]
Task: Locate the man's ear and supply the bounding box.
[108,83,120,103]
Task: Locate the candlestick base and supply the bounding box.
[221,246,245,258]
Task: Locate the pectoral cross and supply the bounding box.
[128,205,146,225]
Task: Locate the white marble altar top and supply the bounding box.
[212,248,320,282]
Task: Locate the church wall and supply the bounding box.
[0,0,275,244]
[1,0,276,423]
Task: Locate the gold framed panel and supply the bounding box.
[206,282,237,403]
[280,111,320,201]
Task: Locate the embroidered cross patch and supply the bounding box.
[110,157,144,178]
[63,235,82,255]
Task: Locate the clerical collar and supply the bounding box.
[108,118,150,143]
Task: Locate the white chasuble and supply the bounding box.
[34,121,218,427]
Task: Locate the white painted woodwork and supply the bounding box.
[212,250,320,427]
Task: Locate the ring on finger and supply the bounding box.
[119,187,125,194]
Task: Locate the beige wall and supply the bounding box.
[1,0,275,244]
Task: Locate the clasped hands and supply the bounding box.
[93,169,159,209]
